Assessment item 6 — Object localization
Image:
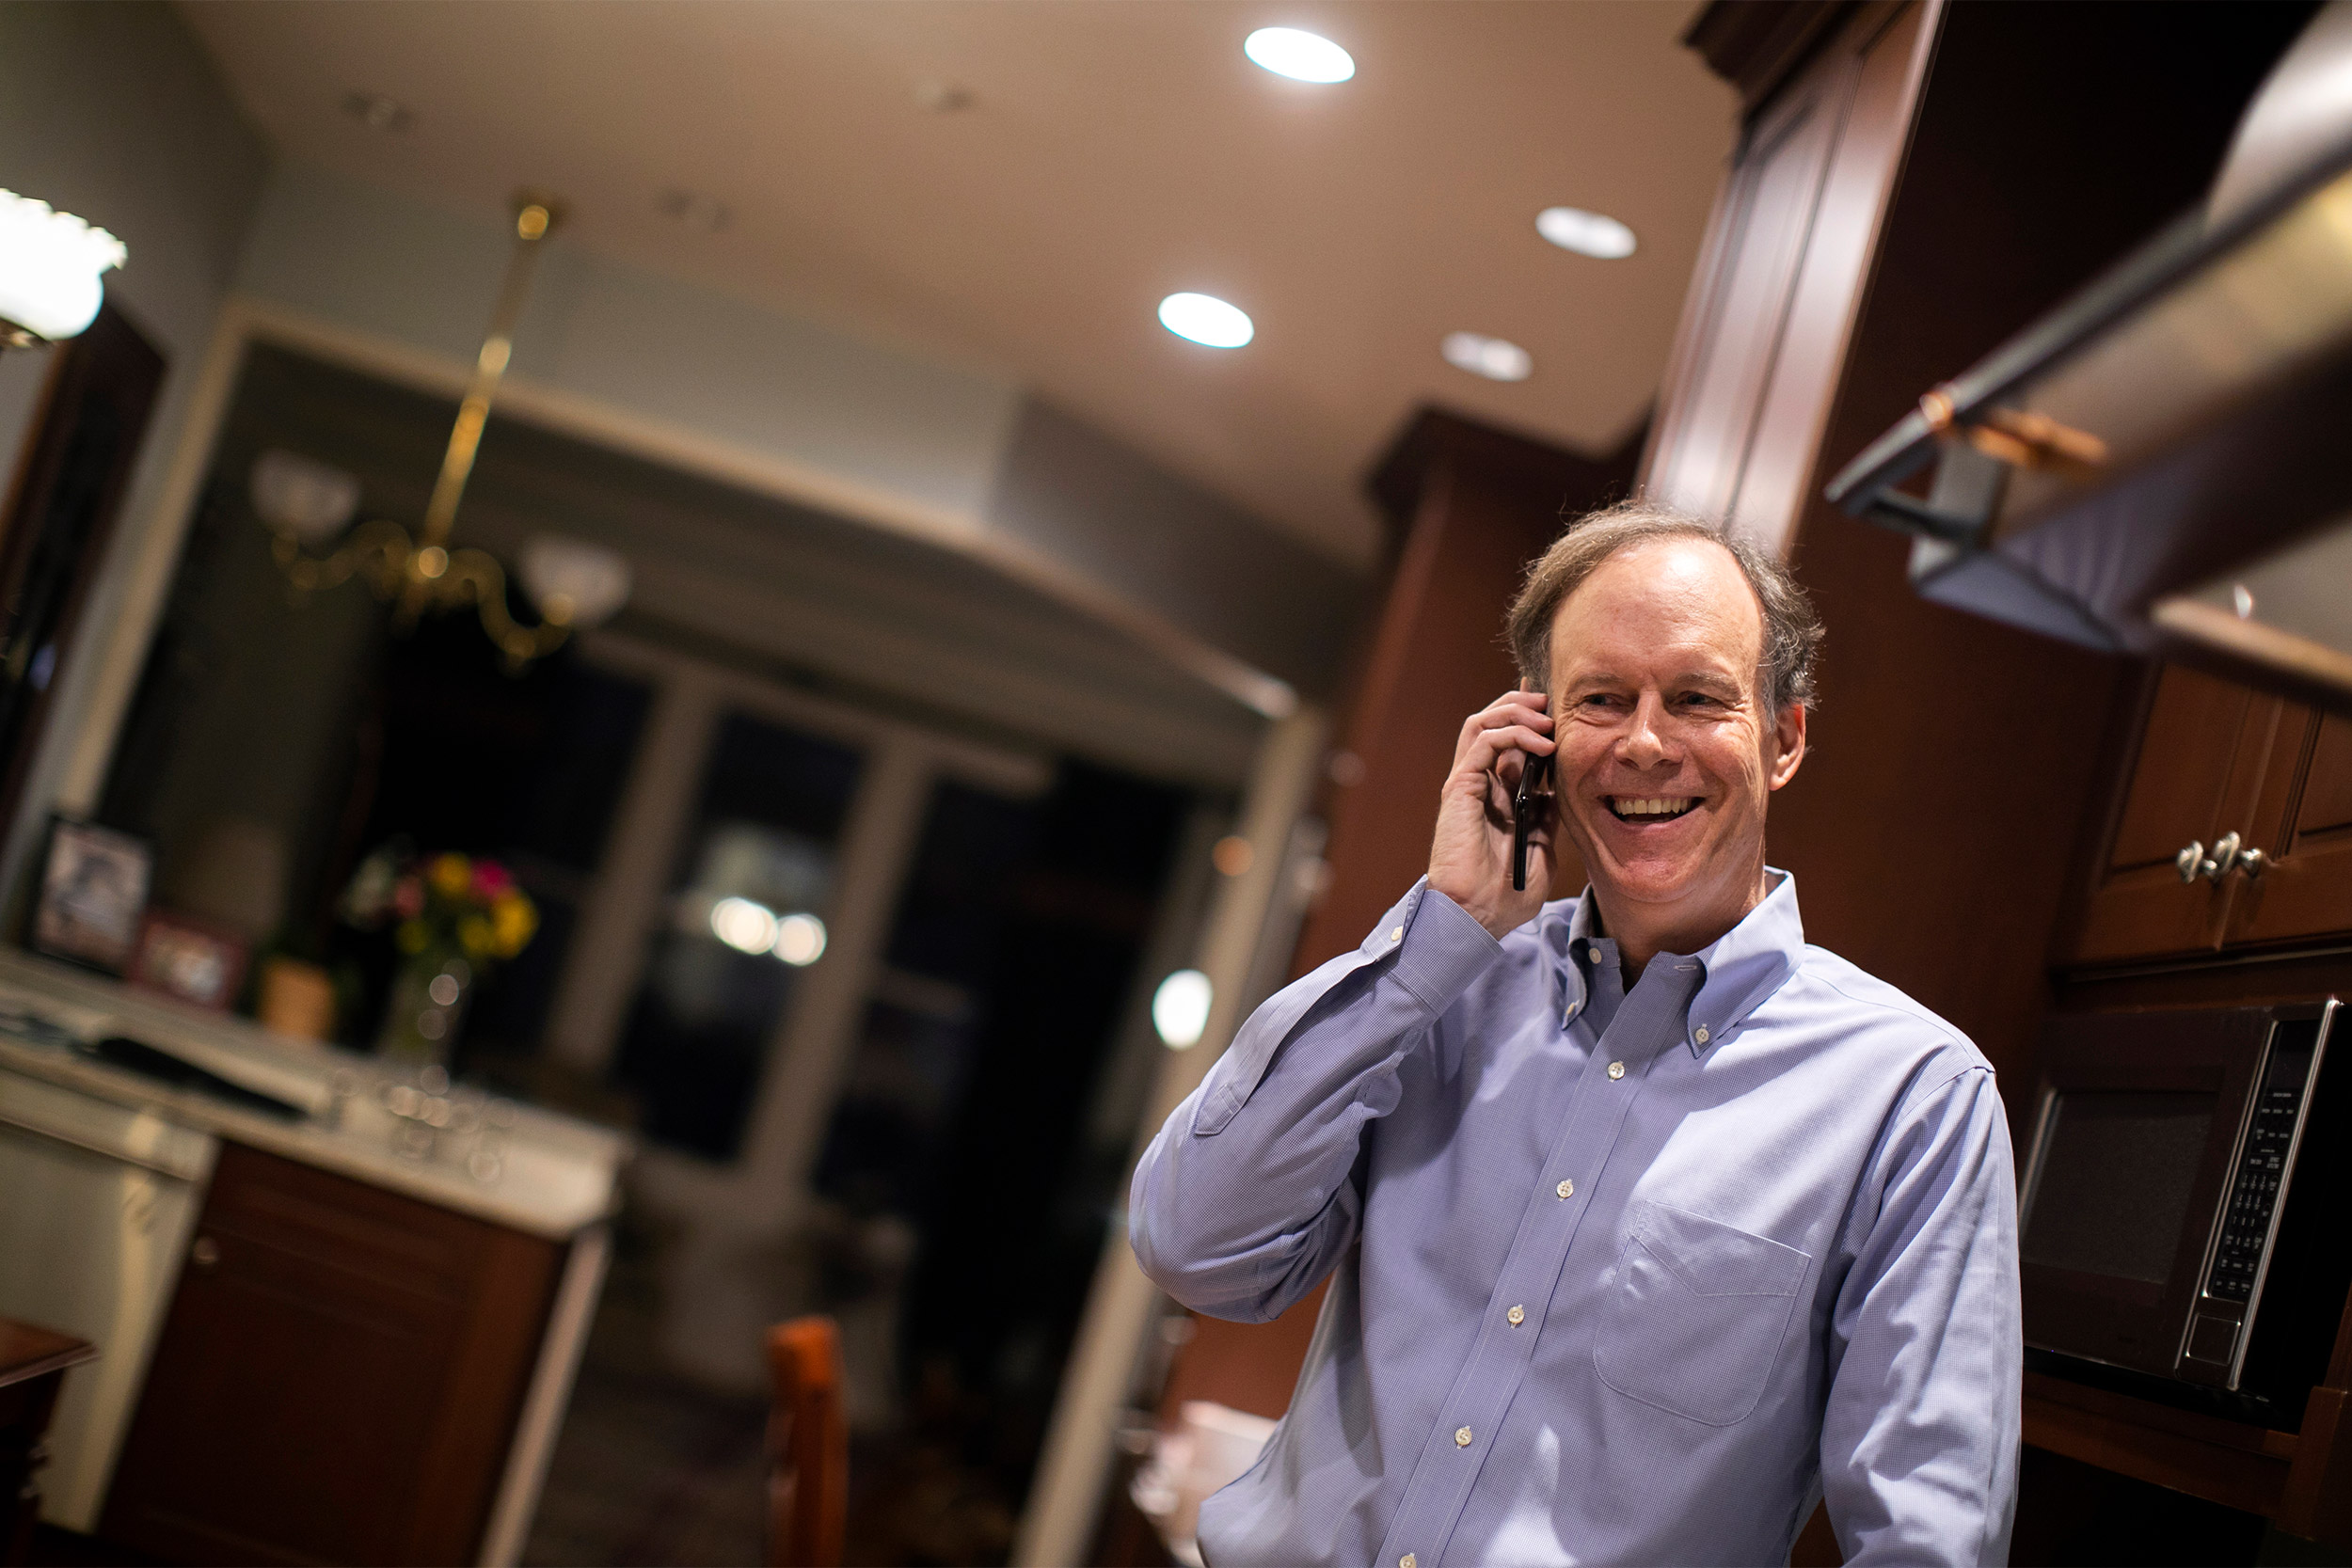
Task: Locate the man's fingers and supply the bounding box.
[1466,689,1549,730]
[1481,765,1521,831]
[1456,703,1551,763]
[1454,723,1554,783]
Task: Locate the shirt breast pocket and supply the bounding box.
[1593,1200,1810,1427]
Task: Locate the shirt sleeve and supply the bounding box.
[1127,879,1502,1323]
[1820,1064,2022,1567]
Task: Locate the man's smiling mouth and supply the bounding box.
[1607,796,1697,822]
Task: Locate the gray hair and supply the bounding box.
[1504,499,1822,714]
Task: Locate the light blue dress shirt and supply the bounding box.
[1131,872,2019,1567]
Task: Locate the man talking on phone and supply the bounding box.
[1131,502,2020,1566]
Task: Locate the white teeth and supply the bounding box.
[1613,796,1693,818]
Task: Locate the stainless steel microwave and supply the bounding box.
[2019,1000,2351,1428]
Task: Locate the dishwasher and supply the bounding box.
[0,1065,215,1530]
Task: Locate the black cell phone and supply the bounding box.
[1512,752,1552,893]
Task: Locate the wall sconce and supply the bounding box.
[258,194,631,669]
[0,190,127,348]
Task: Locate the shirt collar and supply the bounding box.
[1543,869,1806,1054]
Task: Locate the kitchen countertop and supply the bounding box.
[0,948,628,1239]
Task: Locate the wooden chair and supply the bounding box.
[765,1315,848,1568]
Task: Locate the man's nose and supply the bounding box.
[1618,692,1672,768]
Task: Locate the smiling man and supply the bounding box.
[1131,503,2020,1567]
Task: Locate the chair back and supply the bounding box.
[765,1315,848,1568]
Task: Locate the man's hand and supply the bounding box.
[1427,687,1555,937]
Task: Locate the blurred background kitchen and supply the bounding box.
[7,3,2352,1566]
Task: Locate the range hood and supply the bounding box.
[1825,4,2352,711]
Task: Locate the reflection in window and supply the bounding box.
[612,713,859,1159]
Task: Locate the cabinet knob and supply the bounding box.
[2178,833,2269,883]
[2211,832,2245,880]
[189,1236,219,1269]
[2210,832,2274,880]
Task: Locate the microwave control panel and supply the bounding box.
[2203,1022,2320,1307]
[2205,1082,2299,1302]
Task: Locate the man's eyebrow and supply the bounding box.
[1561,664,1743,688]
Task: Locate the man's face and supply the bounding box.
[1545,537,1804,933]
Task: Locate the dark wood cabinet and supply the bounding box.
[1647,0,1934,556]
[2230,705,2352,949]
[2073,664,2289,964]
[100,1143,562,1566]
[2072,664,2352,966]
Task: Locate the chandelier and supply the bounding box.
[256,194,629,670]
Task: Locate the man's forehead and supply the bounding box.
[1548,539,1763,672]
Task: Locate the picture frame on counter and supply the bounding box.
[32,816,152,974]
[127,909,249,1012]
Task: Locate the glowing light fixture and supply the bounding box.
[516,534,632,630]
[1442,331,1534,383]
[1159,292,1254,348]
[1244,27,1356,84]
[250,449,362,547]
[1152,969,1214,1049]
[0,190,126,347]
[1536,205,1637,261]
[711,895,781,954]
[773,911,828,966]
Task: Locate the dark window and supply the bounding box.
[610,712,861,1160]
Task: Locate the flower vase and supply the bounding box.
[377,954,471,1068]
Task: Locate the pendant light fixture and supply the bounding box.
[258,193,630,670]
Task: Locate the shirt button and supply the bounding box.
[1555,1178,1574,1199]
[1565,1001,1580,1019]
[1608,1060,1626,1080]
[1694,1025,1710,1045]
[1507,1304,1525,1326]
[1391,927,1404,942]
[1455,1426,1473,1448]
[1401,1557,1417,1568]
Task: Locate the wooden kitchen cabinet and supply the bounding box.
[2230,705,2352,948]
[100,1143,562,1565]
[2071,664,2291,964]
[1647,0,1935,554]
[2070,664,2352,967]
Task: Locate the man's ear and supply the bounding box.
[1767,703,1806,792]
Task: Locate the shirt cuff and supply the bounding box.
[1386,883,1503,1016]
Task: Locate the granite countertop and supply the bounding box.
[0,948,628,1240]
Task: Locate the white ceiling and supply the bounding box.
[179,1,1736,569]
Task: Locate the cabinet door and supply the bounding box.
[101,1144,560,1566]
[2069,663,2286,964]
[2227,707,2352,948]
[1645,0,1937,555]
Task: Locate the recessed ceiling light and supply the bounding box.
[342,90,415,135]
[1159,292,1254,348]
[1244,27,1356,84]
[1442,331,1533,383]
[1536,205,1637,261]
[657,187,731,232]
